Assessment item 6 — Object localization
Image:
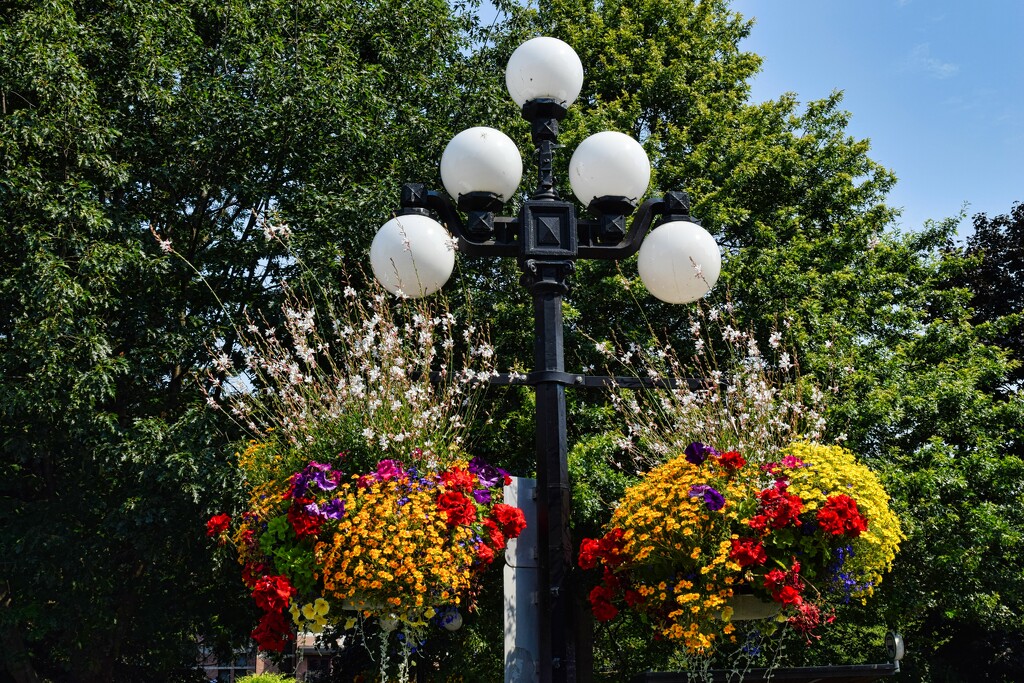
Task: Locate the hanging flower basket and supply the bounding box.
[208,449,526,665]
[578,442,902,654]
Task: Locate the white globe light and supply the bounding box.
[440,127,523,202]
[569,131,651,206]
[370,214,455,298]
[637,220,721,304]
[442,610,463,631]
[505,37,584,108]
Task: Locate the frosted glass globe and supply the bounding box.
[442,610,463,631]
[505,37,584,108]
[569,131,651,206]
[370,214,455,298]
[637,220,721,304]
[440,127,522,202]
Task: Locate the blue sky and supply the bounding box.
[730,0,1024,239]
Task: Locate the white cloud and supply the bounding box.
[902,43,959,79]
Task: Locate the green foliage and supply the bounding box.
[957,201,1024,388]
[236,674,293,683]
[569,432,634,536]
[0,0,503,680]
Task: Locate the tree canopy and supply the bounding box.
[1,1,505,680]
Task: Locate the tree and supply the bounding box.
[959,202,1024,389]
[0,1,506,680]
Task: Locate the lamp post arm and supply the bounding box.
[577,196,666,260]
[399,183,519,258]
[427,187,518,258]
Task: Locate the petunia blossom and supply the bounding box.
[688,484,726,511]
[684,442,719,466]
[320,498,346,520]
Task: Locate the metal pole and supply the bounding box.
[523,261,575,683]
[518,97,578,683]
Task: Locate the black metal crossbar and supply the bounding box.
[486,371,705,391]
[630,663,900,683]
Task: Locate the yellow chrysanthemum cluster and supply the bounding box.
[315,470,476,627]
[782,442,904,593]
[235,438,291,491]
[610,456,754,653]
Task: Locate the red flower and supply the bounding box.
[788,601,835,642]
[475,542,496,566]
[751,486,804,531]
[490,503,527,539]
[252,575,296,613]
[601,567,623,592]
[729,538,767,567]
[241,562,267,589]
[437,491,477,526]
[251,609,294,652]
[441,467,477,493]
[763,568,787,591]
[718,451,747,470]
[764,560,805,605]
[578,538,601,570]
[206,513,231,537]
[588,584,619,622]
[287,499,321,538]
[483,518,506,550]
[748,515,769,533]
[817,494,868,537]
[624,589,644,608]
[774,585,803,606]
[597,528,627,568]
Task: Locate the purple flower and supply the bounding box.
[320,499,345,520]
[684,442,718,466]
[292,461,340,497]
[290,472,312,499]
[472,489,492,505]
[310,464,338,491]
[468,456,506,489]
[688,484,726,511]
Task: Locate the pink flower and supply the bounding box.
[375,459,404,481]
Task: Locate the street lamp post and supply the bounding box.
[370,37,721,683]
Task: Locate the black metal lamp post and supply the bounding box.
[370,37,723,683]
